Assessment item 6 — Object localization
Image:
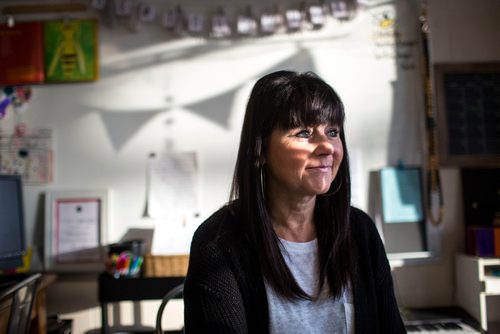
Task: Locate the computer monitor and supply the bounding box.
[0,174,26,271]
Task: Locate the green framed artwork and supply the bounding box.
[43,19,99,82]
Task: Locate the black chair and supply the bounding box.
[0,273,41,334]
[155,283,184,334]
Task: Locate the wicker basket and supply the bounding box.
[143,253,189,277]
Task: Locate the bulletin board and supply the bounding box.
[0,128,53,185]
[434,62,500,167]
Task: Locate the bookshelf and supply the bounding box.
[455,254,500,332]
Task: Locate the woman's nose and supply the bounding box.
[314,135,335,155]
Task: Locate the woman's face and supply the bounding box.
[265,123,344,198]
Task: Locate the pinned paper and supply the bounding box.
[137,3,156,22]
[237,6,258,36]
[187,13,204,33]
[146,152,199,218]
[163,6,185,33]
[91,0,106,10]
[332,1,349,20]
[260,13,282,34]
[115,0,132,16]
[237,16,258,35]
[285,9,302,31]
[380,167,423,223]
[309,6,325,28]
[211,10,231,38]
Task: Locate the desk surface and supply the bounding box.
[98,273,184,303]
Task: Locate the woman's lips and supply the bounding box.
[307,165,332,172]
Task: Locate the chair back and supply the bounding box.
[156,283,184,334]
[0,273,41,334]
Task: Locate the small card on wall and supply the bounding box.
[43,19,99,82]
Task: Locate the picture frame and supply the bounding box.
[44,189,108,272]
[43,19,99,82]
[0,22,45,85]
[434,62,500,167]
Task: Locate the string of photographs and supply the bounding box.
[90,0,359,37]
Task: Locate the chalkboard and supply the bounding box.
[434,63,500,167]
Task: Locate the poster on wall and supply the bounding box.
[43,19,99,82]
[0,22,44,85]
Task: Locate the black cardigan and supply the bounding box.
[184,206,406,333]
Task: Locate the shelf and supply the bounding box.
[456,254,500,332]
[485,275,500,295]
[1,3,88,15]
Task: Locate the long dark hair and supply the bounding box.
[230,70,353,300]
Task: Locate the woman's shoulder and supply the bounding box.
[349,206,379,236]
[191,203,242,247]
[350,206,373,224]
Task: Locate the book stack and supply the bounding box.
[462,168,500,258]
[466,225,500,257]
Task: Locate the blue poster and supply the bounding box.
[381,167,423,223]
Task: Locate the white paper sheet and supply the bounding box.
[54,199,100,262]
[146,152,199,218]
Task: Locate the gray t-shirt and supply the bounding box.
[264,238,354,334]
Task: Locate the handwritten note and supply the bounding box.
[147,152,199,218]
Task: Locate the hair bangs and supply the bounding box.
[273,79,345,131]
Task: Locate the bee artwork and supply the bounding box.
[43,19,99,82]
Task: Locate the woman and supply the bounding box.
[184,71,405,333]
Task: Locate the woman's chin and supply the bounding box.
[311,186,332,196]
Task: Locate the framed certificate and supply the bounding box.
[44,190,108,272]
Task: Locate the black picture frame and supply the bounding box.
[434,62,500,167]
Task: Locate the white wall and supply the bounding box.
[1,0,499,332]
[9,0,424,269]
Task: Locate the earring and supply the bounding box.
[260,166,266,201]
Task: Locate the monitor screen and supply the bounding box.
[0,174,26,270]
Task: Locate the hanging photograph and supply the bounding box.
[43,19,99,82]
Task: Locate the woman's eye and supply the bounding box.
[327,128,339,137]
[295,130,311,138]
